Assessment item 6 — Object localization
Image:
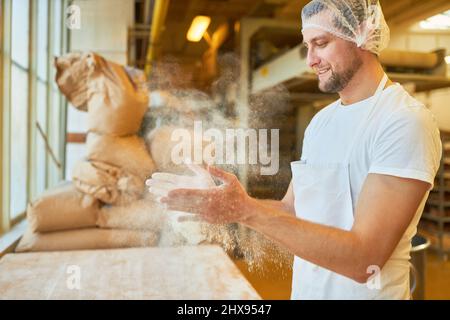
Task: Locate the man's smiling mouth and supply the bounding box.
[316,68,330,76]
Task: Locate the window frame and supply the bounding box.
[0,0,69,235]
[1,0,13,234]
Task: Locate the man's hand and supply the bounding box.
[146,163,216,199]
[160,166,254,224]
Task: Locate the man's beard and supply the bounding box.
[318,57,363,93]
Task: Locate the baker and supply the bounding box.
[147,0,442,299]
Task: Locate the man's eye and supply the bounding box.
[317,42,327,48]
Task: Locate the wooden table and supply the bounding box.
[0,245,261,299]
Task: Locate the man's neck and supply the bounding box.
[338,61,393,106]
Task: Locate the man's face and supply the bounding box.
[302,28,362,93]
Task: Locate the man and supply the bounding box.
[148,0,442,299]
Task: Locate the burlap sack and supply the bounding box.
[97,196,210,247]
[87,53,148,136]
[97,195,167,232]
[72,160,144,205]
[15,227,159,252]
[158,211,209,247]
[27,181,100,233]
[54,52,93,111]
[146,126,214,174]
[86,133,155,181]
[55,52,149,135]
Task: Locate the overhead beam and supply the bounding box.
[388,0,450,30]
[144,0,170,76]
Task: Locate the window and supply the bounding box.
[35,0,49,195]
[0,0,68,234]
[10,0,30,220]
[419,10,450,30]
[48,0,65,186]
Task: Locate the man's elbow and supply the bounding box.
[351,271,372,284]
[350,258,387,284]
[347,235,390,284]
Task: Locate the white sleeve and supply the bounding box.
[368,106,442,188]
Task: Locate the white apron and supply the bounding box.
[290,74,410,299]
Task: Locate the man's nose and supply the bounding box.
[307,49,320,69]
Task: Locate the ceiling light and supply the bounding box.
[187,16,211,42]
[445,55,450,64]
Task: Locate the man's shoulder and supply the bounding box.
[382,83,421,107]
[378,84,437,130]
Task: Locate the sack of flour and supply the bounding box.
[86,133,155,181]
[15,227,159,252]
[72,160,144,205]
[55,52,149,135]
[54,52,93,111]
[145,125,217,174]
[27,181,100,233]
[87,53,149,136]
[97,194,166,232]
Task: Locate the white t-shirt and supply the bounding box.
[301,83,442,263]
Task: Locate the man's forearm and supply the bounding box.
[241,198,372,283]
[255,199,295,215]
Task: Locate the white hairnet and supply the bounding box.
[301,0,390,55]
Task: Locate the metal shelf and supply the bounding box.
[431,186,450,192]
[426,199,450,207]
[422,134,450,259]
[422,213,450,224]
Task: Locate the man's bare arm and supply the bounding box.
[257,180,295,214]
[162,167,429,283]
[242,174,429,282]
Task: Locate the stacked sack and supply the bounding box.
[59,52,156,205]
[16,52,160,252]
